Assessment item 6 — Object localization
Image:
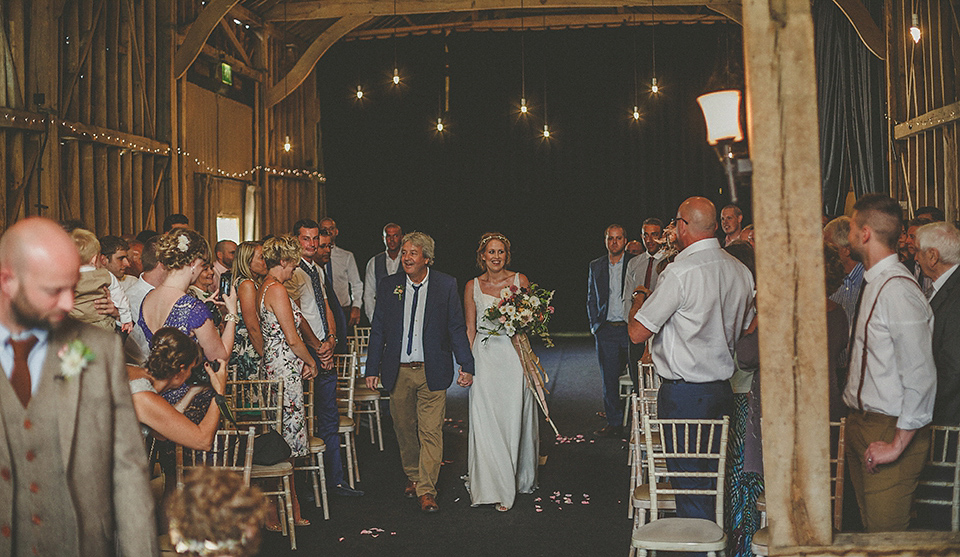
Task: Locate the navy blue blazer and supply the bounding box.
[586,253,635,334]
[364,269,475,391]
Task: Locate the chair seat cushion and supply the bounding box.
[632,517,726,550]
[251,460,293,478]
[756,491,766,510]
[339,415,355,430]
[353,387,381,401]
[308,436,326,452]
[752,526,769,550]
[632,483,676,507]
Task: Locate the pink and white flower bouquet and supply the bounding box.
[481,283,556,347]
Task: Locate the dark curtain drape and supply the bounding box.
[815,0,888,216]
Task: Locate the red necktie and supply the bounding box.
[643,256,655,289]
[10,336,38,407]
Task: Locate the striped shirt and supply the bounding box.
[830,262,864,326]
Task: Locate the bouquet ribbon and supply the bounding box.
[511,333,560,436]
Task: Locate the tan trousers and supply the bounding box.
[846,410,931,531]
[391,363,446,497]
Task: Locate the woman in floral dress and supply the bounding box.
[230,241,267,380]
[258,235,318,529]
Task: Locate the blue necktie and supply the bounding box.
[299,261,330,337]
[406,283,422,356]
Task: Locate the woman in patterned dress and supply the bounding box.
[230,242,267,380]
[258,235,318,529]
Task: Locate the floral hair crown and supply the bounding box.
[169,523,249,556]
[478,234,509,248]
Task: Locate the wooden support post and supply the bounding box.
[742,0,833,549]
[29,0,61,219]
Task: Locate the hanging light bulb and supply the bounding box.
[542,124,550,138]
[393,68,400,85]
[633,106,641,120]
[436,118,444,132]
[356,85,364,99]
[283,135,292,152]
[651,77,660,94]
[910,13,921,43]
[520,98,528,114]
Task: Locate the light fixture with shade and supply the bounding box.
[909,13,921,43]
[697,90,745,202]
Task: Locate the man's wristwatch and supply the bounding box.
[325,334,338,345]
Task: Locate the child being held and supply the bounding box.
[70,229,135,333]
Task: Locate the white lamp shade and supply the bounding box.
[697,90,743,145]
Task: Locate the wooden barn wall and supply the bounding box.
[887,0,960,220]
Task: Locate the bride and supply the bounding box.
[462,232,539,512]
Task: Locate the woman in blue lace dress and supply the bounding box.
[229,242,267,380]
[137,228,239,365]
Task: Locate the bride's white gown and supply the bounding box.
[466,273,539,509]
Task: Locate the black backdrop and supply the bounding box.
[316,24,744,332]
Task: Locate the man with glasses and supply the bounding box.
[629,197,755,521]
[587,224,635,437]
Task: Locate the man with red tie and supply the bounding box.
[623,218,665,394]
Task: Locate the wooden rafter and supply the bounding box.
[832,0,885,59]
[218,19,254,68]
[265,15,371,108]
[123,0,155,136]
[894,99,960,139]
[173,0,242,79]
[265,0,742,22]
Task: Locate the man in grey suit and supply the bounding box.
[915,221,960,425]
[0,218,157,556]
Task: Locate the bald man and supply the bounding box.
[0,218,157,556]
[628,197,755,522]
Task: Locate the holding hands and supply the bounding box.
[457,369,473,387]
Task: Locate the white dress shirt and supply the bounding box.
[842,254,936,430]
[125,276,155,364]
[930,263,959,298]
[330,245,364,309]
[291,259,331,340]
[81,264,132,325]
[364,252,401,323]
[635,238,755,383]
[400,270,429,364]
[623,249,666,317]
[0,322,50,395]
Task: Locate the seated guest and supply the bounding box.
[231,241,267,380]
[69,228,133,333]
[138,228,238,363]
[167,468,268,557]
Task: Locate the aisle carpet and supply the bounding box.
[257,336,636,556]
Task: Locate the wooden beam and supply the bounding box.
[218,18,253,67]
[706,3,742,25]
[742,0,832,549]
[265,16,371,108]
[265,0,742,21]
[60,0,106,119]
[60,119,170,154]
[893,99,960,139]
[832,0,885,60]
[345,12,729,38]
[0,107,47,131]
[173,0,242,79]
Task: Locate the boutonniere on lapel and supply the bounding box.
[394,285,404,301]
[56,340,94,381]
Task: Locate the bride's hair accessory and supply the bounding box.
[476,232,512,270]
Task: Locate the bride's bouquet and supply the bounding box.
[481,283,556,347]
[481,283,560,435]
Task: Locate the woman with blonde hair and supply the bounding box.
[257,234,317,528]
[230,241,267,380]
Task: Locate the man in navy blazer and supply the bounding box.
[587,224,635,437]
[365,231,474,513]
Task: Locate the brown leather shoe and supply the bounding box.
[418,493,439,513]
[404,480,418,499]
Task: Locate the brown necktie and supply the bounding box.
[10,335,38,407]
[643,256,655,289]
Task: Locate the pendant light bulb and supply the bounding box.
[436,118,444,132]
[283,135,292,152]
[910,13,921,43]
[356,85,364,99]
[651,77,660,94]
[520,98,528,114]
[393,68,400,85]
[633,106,641,120]
[542,124,550,138]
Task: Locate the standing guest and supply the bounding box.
[98,234,135,330]
[720,204,745,247]
[905,219,934,295]
[624,218,666,393]
[915,221,960,426]
[915,206,946,224]
[124,239,145,285]
[138,229,238,363]
[364,223,404,324]
[320,217,364,331]
[287,221,363,496]
[586,224,635,437]
[136,229,158,244]
[0,217,158,556]
[844,193,936,532]
[365,232,475,513]
[230,242,267,380]
[125,236,168,364]
[213,240,238,288]
[629,197,755,522]
[824,216,866,326]
[163,213,189,233]
[258,235,319,529]
[740,224,755,248]
[625,240,645,256]
[463,233,538,512]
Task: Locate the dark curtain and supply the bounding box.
[815,0,888,216]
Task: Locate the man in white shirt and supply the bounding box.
[915,221,960,426]
[844,193,936,532]
[720,204,744,247]
[623,218,666,394]
[364,223,403,324]
[125,237,167,364]
[212,240,237,288]
[629,197,755,522]
[320,217,364,330]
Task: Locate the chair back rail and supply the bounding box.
[226,378,284,434]
[176,427,256,488]
[335,353,357,417]
[916,425,960,531]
